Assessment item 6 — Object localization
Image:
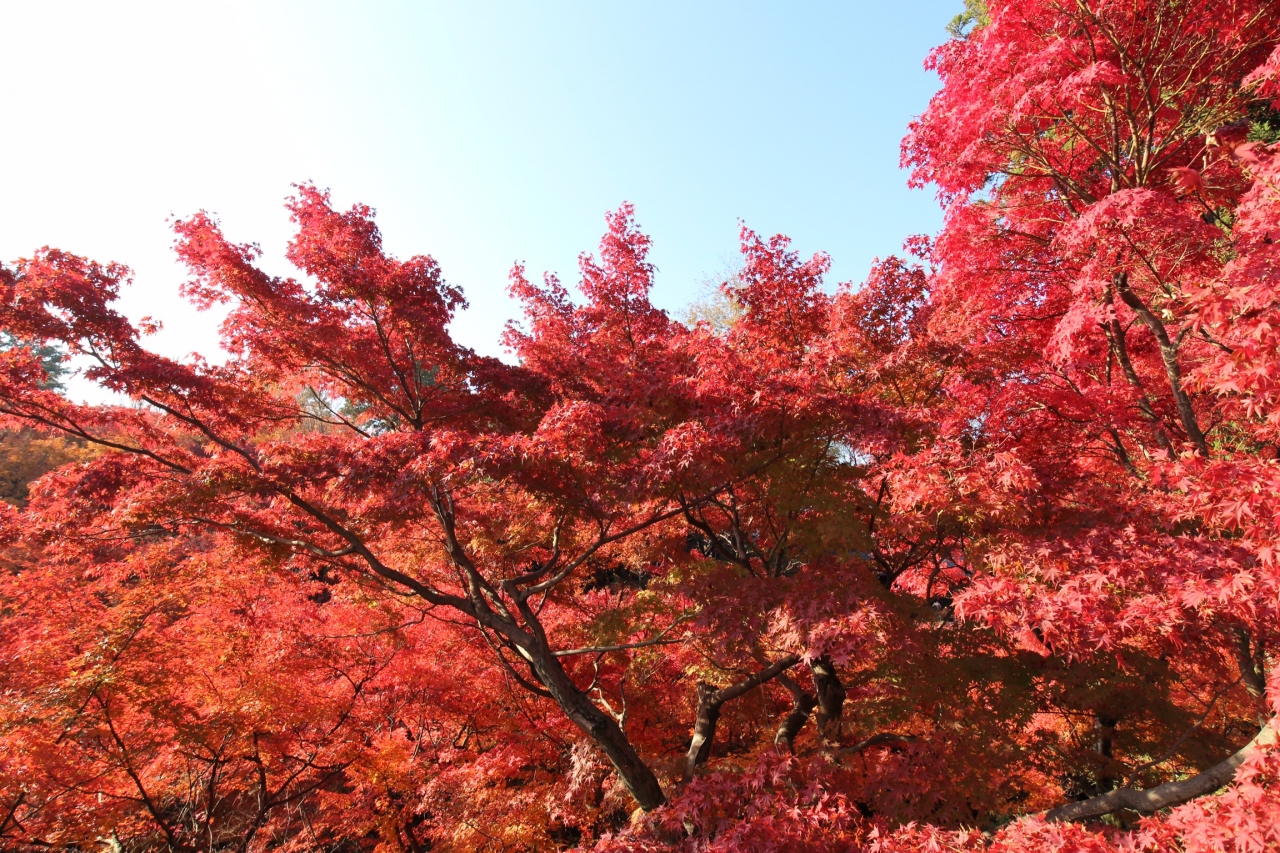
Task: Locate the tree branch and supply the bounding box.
[553,614,693,657]
[683,654,800,781]
[1044,720,1277,822]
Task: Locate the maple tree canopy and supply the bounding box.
[4,1,1280,850]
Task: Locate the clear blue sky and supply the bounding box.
[1,1,957,374]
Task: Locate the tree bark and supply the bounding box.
[1102,281,1175,453]
[811,656,846,748]
[683,655,800,781]
[834,732,917,757]
[686,682,723,772]
[1114,274,1208,455]
[527,645,668,811]
[1093,713,1119,793]
[1235,629,1269,727]
[774,672,817,753]
[1045,721,1276,822]
[434,499,672,812]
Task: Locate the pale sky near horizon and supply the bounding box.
[1,1,957,393]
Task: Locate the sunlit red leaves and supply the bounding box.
[3,2,1280,849]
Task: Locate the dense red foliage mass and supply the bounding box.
[3,1,1280,850]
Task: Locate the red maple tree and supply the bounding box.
[3,1,1280,850]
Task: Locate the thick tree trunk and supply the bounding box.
[1093,713,1119,793]
[1045,721,1277,822]
[774,672,817,752]
[686,682,723,773]
[683,655,800,781]
[1235,630,1270,728]
[529,649,668,811]
[811,656,846,748]
[447,520,670,812]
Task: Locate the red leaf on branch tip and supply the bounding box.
[1167,166,1206,194]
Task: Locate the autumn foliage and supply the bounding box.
[4,1,1280,850]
